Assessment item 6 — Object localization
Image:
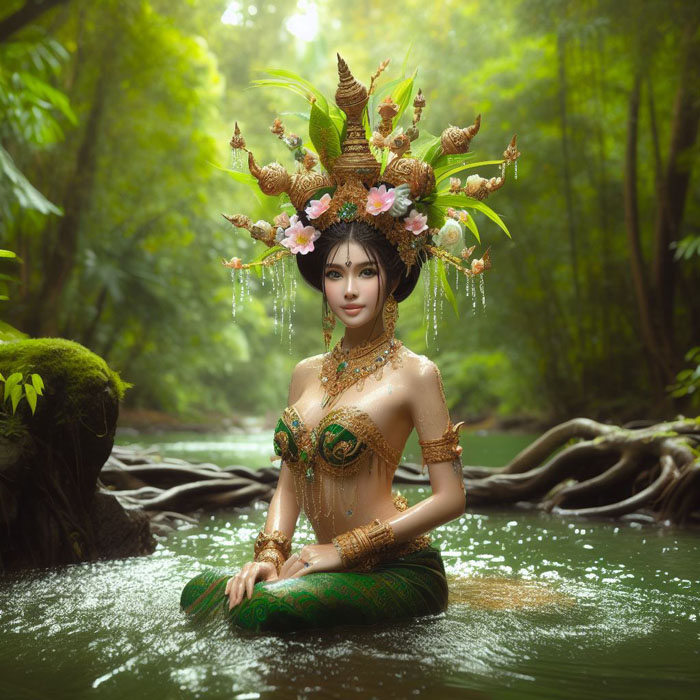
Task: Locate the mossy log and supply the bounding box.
[102,417,700,529]
[0,338,155,573]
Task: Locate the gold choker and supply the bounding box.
[319,331,402,407]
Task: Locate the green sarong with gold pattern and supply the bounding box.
[180,546,448,633]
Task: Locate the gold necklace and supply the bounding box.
[319,331,402,407]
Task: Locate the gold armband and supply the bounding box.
[253,529,292,576]
[332,519,396,570]
[418,421,465,470]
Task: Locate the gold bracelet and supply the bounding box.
[332,519,396,570]
[419,421,465,468]
[255,548,285,576]
[254,529,292,559]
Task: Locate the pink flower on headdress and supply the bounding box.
[366,185,395,215]
[403,208,428,235]
[471,258,485,274]
[455,209,470,224]
[280,215,320,255]
[305,193,332,220]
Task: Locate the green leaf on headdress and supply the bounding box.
[309,100,341,171]
[462,212,481,244]
[425,203,445,230]
[413,134,442,165]
[249,245,289,279]
[434,159,504,185]
[434,193,510,239]
[391,70,417,129]
[436,259,459,318]
[209,162,266,206]
[253,69,346,138]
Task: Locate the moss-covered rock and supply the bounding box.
[0,338,155,573]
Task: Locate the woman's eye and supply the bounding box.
[360,268,377,277]
[325,270,341,280]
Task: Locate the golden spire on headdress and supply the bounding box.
[331,54,381,186]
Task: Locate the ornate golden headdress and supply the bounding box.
[223,54,519,337]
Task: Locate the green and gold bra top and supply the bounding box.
[274,404,400,478]
[274,404,402,524]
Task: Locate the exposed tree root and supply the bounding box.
[103,417,700,528]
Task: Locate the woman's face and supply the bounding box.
[324,239,387,329]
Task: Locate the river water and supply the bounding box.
[1,431,698,699]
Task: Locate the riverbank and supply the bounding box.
[117,407,550,436]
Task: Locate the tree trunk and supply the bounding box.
[651,21,700,375]
[0,0,69,42]
[30,53,110,337]
[623,68,667,400]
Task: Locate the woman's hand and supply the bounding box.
[279,543,343,579]
[224,560,277,610]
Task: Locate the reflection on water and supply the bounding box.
[114,429,538,469]
[1,498,699,700]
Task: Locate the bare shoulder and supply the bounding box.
[288,353,324,404]
[292,353,324,380]
[397,346,442,384]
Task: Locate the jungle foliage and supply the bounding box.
[0,0,698,423]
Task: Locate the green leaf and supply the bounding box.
[10,384,23,414]
[0,145,62,216]
[19,71,77,125]
[253,69,346,137]
[309,100,341,171]
[31,373,44,396]
[433,194,510,238]
[0,372,4,382]
[463,213,481,243]
[391,70,417,128]
[24,384,37,414]
[4,372,22,402]
[0,249,18,259]
[436,259,459,317]
[434,160,503,184]
[413,134,443,166]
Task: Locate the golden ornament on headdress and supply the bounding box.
[440,114,482,155]
[247,152,291,196]
[229,121,246,150]
[503,134,520,163]
[378,97,399,138]
[383,157,436,199]
[332,54,381,186]
[288,170,334,210]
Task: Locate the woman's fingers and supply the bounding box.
[279,553,299,578]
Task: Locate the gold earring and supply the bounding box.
[383,294,398,336]
[322,298,336,352]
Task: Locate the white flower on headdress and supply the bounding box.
[280,215,320,255]
[403,208,428,235]
[435,219,463,251]
[305,193,332,220]
[253,220,273,236]
[389,183,412,217]
[465,174,485,197]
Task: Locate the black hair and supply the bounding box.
[295,219,424,305]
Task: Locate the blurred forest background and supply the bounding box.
[1,0,698,428]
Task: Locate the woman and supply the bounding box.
[180,55,516,632]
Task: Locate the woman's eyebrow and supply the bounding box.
[326,260,374,270]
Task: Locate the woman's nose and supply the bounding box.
[344,275,357,299]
